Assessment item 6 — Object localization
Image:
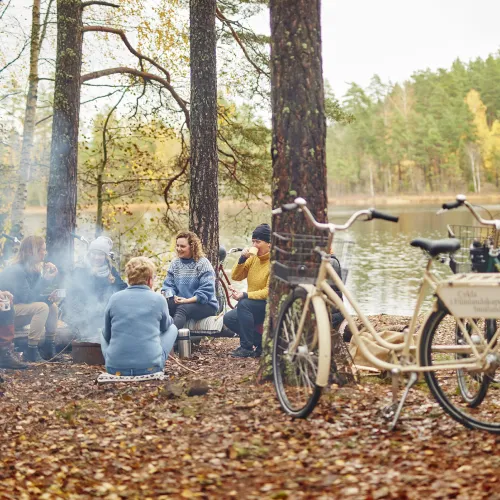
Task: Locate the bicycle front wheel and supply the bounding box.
[420,307,500,433]
[272,286,326,418]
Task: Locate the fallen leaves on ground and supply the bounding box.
[0,329,499,499]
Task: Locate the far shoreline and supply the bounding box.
[24,192,500,215]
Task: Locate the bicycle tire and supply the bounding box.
[456,319,495,407]
[420,306,500,433]
[272,286,324,418]
[215,278,228,315]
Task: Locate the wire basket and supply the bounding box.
[447,224,498,273]
[332,238,354,282]
[272,232,353,286]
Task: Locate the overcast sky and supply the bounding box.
[294,0,500,99]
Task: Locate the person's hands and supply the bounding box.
[174,296,189,304]
[43,262,58,280]
[231,291,245,301]
[48,290,59,303]
[0,291,13,303]
[241,247,251,259]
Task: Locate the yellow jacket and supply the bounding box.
[231,252,270,300]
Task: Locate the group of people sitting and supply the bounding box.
[0,223,272,375]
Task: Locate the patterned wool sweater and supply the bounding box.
[231,252,270,301]
[161,257,218,310]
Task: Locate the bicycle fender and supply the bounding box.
[311,294,331,387]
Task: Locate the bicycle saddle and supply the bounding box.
[410,237,461,257]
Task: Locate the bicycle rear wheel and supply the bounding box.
[420,307,500,433]
[456,319,496,407]
[272,287,324,418]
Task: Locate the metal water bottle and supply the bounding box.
[178,328,191,359]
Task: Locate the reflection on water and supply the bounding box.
[22,202,500,315]
[328,204,499,315]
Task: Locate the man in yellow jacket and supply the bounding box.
[224,223,271,358]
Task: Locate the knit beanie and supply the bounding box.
[252,223,271,243]
[88,236,113,255]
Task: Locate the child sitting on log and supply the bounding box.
[100,257,178,376]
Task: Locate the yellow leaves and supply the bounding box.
[466,89,500,171]
[181,489,203,498]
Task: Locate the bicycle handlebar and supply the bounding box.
[1,233,20,244]
[442,199,464,210]
[370,209,399,223]
[438,194,499,228]
[272,197,399,232]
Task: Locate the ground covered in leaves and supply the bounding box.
[0,333,499,499]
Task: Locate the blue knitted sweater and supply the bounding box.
[102,285,174,370]
[161,257,218,311]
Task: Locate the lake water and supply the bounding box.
[23,201,500,316]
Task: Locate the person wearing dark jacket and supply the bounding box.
[0,236,59,362]
[64,236,127,340]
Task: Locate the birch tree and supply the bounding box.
[9,0,53,238]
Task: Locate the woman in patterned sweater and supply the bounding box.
[223,223,271,358]
[161,231,218,329]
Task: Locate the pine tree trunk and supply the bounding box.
[262,0,329,379]
[46,0,82,274]
[10,0,42,238]
[188,0,219,268]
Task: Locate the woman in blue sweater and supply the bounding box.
[101,257,177,375]
[161,231,218,329]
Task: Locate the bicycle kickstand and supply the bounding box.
[389,371,418,431]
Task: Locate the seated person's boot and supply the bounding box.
[39,338,57,361]
[26,345,43,363]
[0,346,28,369]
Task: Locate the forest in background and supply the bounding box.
[327,53,500,196]
[5,51,500,212]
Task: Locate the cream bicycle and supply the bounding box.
[271,197,500,433]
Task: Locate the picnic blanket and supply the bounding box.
[97,372,166,383]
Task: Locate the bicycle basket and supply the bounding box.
[331,238,354,283]
[447,224,495,273]
[272,232,353,286]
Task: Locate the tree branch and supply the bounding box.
[216,7,270,78]
[0,39,29,74]
[0,0,12,20]
[81,1,119,8]
[35,114,53,126]
[82,26,171,83]
[39,0,55,48]
[81,67,190,128]
[163,157,190,205]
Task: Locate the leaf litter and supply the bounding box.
[0,332,499,499]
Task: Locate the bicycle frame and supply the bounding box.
[217,265,236,310]
[290,247,500,387]
[217,247,243,311]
